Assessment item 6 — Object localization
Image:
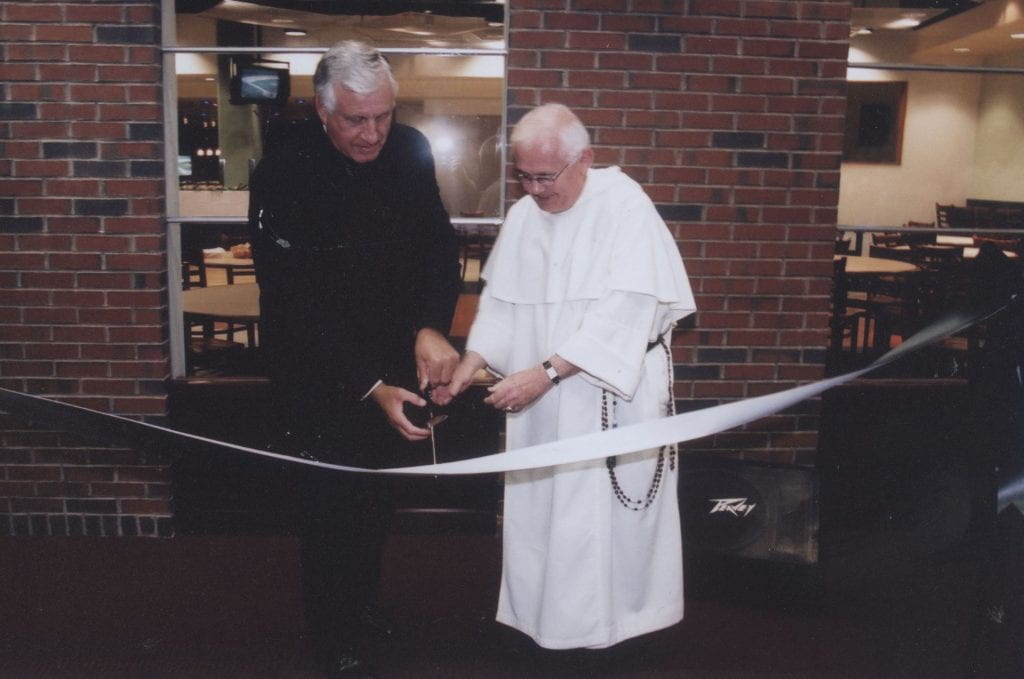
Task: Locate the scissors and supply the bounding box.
[408,389,448,464]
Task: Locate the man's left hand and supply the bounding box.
[370,384,432,442]
[484,365,552,414]
[415,327,459,391]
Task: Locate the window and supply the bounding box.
[832,1,1024,379]
[162,0,507,378]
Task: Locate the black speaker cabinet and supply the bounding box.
[678,456,818,565]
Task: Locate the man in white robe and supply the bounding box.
[437,103,696,650]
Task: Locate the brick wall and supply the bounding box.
[0,0,850,536]
[0,1,173,536]
[508,0,850,465]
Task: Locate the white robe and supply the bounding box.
[466,166,697,649]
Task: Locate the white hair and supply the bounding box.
[314,40,398,112]
[510,103,591,162]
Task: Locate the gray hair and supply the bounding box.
[314,40,398,112]
[510,103,591,162]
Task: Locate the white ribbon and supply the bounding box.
[0,309,989,477]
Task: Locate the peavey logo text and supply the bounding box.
[708,498,756,517]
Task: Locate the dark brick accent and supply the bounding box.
[697,348,749,363]
[43,142,98,159]
[96,25,159,45]
[674,364,721,380]
[73,160,127,178]
[712,132,764,148]
[656,204,703,221]
[0,103,37,120]
[737,152,789,168]
[73,199,129,216]
[66,499,118,514]
[628,34,680,53]
[0,217,45,233]
[129,160,164,177]
[129,123,163,141]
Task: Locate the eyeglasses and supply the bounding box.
[513,161,572,187]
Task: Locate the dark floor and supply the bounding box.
[3,378,1022,677]
[0,523,1004,679]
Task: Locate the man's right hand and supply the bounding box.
[431,351,488,406]
[369,384,432,441]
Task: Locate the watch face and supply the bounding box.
[543,361,559,383]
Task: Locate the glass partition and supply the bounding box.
[174,52,505,219]
[831,2,1024,379]
[164,1,507,377]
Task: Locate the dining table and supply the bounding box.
[182,283,482,348]
[182,282,260,347]
[880,241,1018,261]
[835,254,919,275]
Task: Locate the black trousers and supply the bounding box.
[267,393,407,663]
[294,465,395,662]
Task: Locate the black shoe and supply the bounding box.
[325,652,375,679]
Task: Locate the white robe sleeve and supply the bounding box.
[555,290,666,400]
[465,286,515,377]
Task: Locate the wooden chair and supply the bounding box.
[935,203,954,229]
[937,203,976,230]
[900,222,937,245]
[845,263,925,355]
[907,244,964,273]
[181,255,253,374]
[834,233,853,255]
[181,259,207,289]
[226,265,256,285]
[869,244,916,263]
[828,257,873,374]
[458,225,496,291]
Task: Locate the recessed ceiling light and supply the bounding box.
[954,47,971,53]
[270,18,295,24]
[1012,33,1024,40]
[285,29,307,36]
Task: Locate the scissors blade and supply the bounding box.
[426,413,446,466]
[425,409,446,467]
[429,423,437,465]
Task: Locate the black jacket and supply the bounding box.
[248,121,461,463]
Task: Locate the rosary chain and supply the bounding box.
[604,337,675,510]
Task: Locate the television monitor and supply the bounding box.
[230,60,290,105]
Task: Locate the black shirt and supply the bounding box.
[248,121,461,460]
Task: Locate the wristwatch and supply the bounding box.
[542,360,561,385]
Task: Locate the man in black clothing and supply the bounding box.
[247,40,462,677]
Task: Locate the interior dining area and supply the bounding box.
[828,0,1024,380]
[171,1,503,381]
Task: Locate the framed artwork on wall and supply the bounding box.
[843,81,907,164]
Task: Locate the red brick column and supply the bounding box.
[0,1,172,536]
